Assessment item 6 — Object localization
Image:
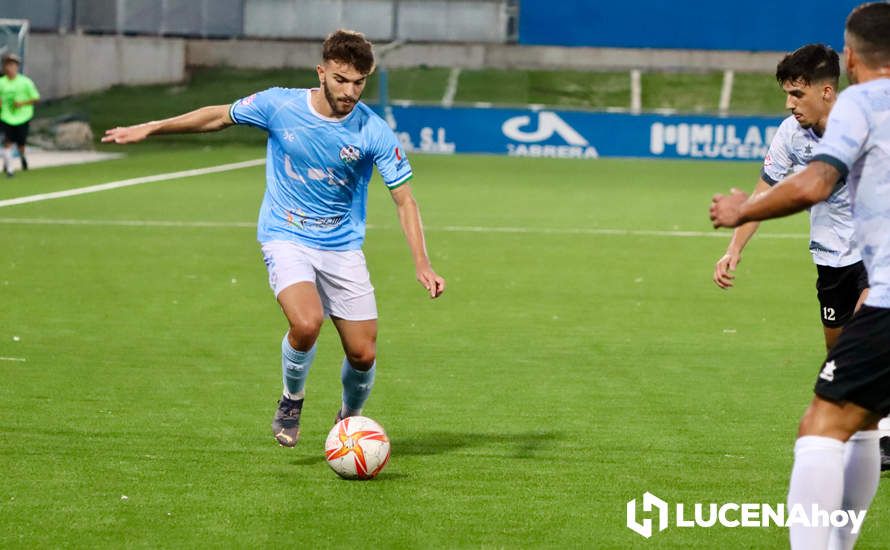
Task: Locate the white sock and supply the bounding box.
[828,431,880,550]
[878,417,890,436]
[2,148,11,172]
[788,435,845,550]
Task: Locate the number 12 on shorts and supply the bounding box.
[823,307,836,321]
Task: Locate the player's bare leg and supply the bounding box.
[789,396,880,549]
[271,282,325,447]
[822,327,842,351]
[278,282,324,351]
[854,288,869,312]
[331,317,377,423]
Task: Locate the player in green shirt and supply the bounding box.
[0,54,40,177]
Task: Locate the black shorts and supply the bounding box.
[815,305,890,416]
[0,120,29,147]
[816,261,869,328]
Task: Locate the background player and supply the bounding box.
[0,53,40,177]
[713,44,866,352]
[714,43,890,472]
[710,4,890,547]
[102,29,445,448]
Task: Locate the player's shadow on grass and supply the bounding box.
[286,430,564,467]
[395,430,565,459]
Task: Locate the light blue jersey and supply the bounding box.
[813,79,890,307]
[230,88,413,250]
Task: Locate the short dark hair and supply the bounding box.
[322,29,375,75]
[775,44,840,86]
[846,2,890,68]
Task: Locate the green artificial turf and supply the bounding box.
[1,150,887,548]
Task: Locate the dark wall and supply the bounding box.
[519,0,861,51]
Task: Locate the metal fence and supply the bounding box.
[0,0,515,42]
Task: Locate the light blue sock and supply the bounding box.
[340,358,376,416]
[282,333,316,400]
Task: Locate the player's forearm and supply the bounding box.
[726,180,769,252]
[396,196,432,268]
[738,163,838,224]
[726,221,761,254]
[143,105,233,136]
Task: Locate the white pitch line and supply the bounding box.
[431,225,807,239]
[0,216,809,239]
[0,217,255,228]
[0,357,26,362]
[0,158,265,209]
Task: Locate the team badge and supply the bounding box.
[340,145,362,164]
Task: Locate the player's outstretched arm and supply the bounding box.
[713,178,770,289]
[101,104,234,144]
[710,161,840,228]
[390,184,445,299]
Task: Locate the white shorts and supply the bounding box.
[260,240,378,321]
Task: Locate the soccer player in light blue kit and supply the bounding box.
[712,4,890,547]
[103,30,446,448]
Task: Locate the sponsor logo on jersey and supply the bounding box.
[286,209,344,231]
[307,167,347,187]
[339,145,362,164]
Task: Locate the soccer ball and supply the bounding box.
[325,416,391,480]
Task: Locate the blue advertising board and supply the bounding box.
[383,105,784,162]
[518,0,859,52]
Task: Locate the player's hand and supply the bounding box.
[416,266,445,299]
[710,188,748,228]
[713,251,741,289]
[101,124,153,144]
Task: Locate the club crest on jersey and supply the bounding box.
[339,145,362,165]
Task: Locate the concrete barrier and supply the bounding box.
[30,33,186,100]
[187,38,785,73]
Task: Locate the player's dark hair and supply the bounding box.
[775,44,840,86]
[322,29,375,75]
[846,2,890,68]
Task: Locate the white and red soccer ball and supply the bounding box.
[325,416,390,480]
